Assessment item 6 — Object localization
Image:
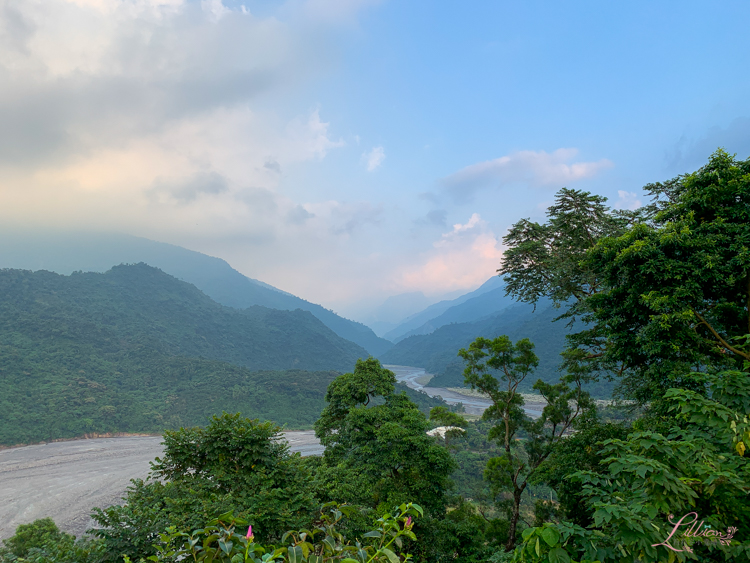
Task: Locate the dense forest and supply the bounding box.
[0,265,439,445]
[0,234,394,356]
[3,151,750,562]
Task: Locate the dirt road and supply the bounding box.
[0,431,322,540]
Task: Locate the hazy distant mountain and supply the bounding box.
[0,230,392,356]
[361,291,434,336]
[379,301,614,398]
[383,277,514,342]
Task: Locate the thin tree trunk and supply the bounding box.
[505,486,524,551]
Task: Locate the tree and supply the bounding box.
[560,369,750,562]
[584,150,750,404]
[532,420,629,527]
[313,358,455,517]
[499,150,750,406]
[459,336,593,551]
[92,412,316,562]
[498,187,639,402]
[0,518,104,563]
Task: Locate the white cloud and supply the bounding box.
[298,0,382,25]
[439,213,482,240]
[442,148,613,202]
[614,190,642,210]
[201,0,230,22]
[287,109,345,160]
[363,146,385,172]
[0,0,376,306]
[363,146,386,172]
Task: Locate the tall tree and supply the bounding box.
[499,150,750,404]
[459,336,593,551]
[313,358,455,516]
[499,187,637,389]
[584,150,750,403]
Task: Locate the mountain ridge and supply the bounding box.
[0,230,392,356]
[383,276,510,342]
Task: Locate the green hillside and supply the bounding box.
[379,303,615,398]
[0,231,393,356]
[0,265,351,445]
[0,264,369,372]
[0,265,442,446]
[0,345,435,446]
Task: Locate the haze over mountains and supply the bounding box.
[0,231,393,356]
[382,277,517,342]
[0,230,609,414]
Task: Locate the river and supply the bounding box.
[386,364,543,418]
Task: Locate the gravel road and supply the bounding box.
[0,431,322,540]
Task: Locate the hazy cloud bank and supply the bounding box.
[442,148,613,202]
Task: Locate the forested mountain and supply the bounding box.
[383,277,514,342]
[389,279,519,343]
[379,302,614,397]
[0,264,369,372]
[0,231,392,356]
[0,265,380,445]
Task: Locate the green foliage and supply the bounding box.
[428,406,468,428]
[0,264,377,445]
[316,358,396,434]
[498,188,637,389]
[511,522,600,563]
[2,518,64,558]
[146,502,423,563]
[91,413,317,562]
[584,150,750,404]
[414,498,508,563]
[548,369,750,562]
[460,335,594,551]
[500,150,750,406]
[445,419,503,500]
[0,519,104,563]
[312,360,455,518]
[395,383,448,414]
[532,420,630,527]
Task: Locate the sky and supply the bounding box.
[1,0,750,321]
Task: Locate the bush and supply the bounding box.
[146,502,423,563]
[0,519,104,563]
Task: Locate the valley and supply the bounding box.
[1,363,526,543]
[387,365,545,417]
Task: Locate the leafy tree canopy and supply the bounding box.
[92,413,317,562]
[312,359,455,518]
[500,150,750,405]
[459,335,594,551]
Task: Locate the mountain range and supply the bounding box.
[0,264,442,446]
[379,300,614,398]
[0,230,393,356]
[382,277,517,342]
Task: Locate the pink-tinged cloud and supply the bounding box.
[398,213,504,294]
[442,148,613,202]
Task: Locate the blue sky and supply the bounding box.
[1,0,749,321]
